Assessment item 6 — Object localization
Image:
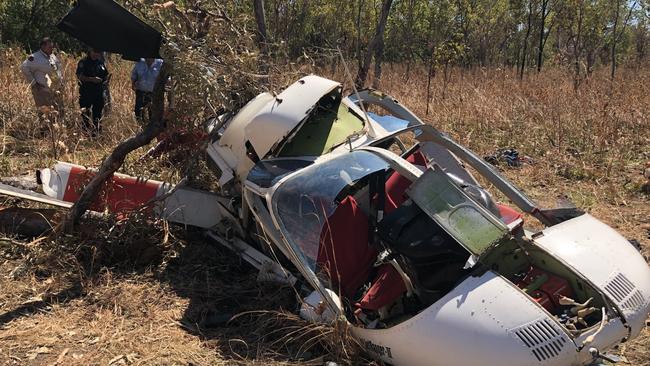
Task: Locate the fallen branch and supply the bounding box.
[59,62,172,232]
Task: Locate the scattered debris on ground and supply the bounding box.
[484,148,534,168]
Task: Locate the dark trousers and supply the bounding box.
[79,89,104,131]
[134,90,153,123]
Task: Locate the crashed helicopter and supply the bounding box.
[1,1,648,365]
[12,74,650,366]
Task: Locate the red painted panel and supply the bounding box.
[62,166,161,214]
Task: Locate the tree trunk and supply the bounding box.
[425,54,435,116]
[253,0,270,76]
[60,63,171,232]
[610,0,637,79]
[253,0,268,47]
[404,0,416,81]
[573,0,584,91]
[519,0,533,80]
[537,0,549,72]
[372,31,385,88]
[356,0,393,89]
[610,0,620,80]
[356,0,365,72]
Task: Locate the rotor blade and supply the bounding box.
[0,183,72,208]
[57,0,162,61]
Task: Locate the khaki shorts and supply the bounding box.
[31,84,55,108]
[31,84,65,119]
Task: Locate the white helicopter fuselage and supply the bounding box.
[205,75,649,366]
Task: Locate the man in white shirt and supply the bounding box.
[131,58,163,123]
[20,37,65,122]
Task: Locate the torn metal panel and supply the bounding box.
[211,92,276,183]
[205,143,236,188]
[156,187,225,229]
[242,75,341,160]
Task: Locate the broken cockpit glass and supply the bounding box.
[272,150,389,269]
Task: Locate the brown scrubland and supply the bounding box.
[0,48,648,365]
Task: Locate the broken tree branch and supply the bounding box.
[59,62,172,232]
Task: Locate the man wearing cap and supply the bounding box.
[20,37,65,124]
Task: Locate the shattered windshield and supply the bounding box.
[271,151,388,271]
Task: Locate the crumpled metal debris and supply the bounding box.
[484,148,534,168]
[628,239,642,252]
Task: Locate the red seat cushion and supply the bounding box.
[357,263,407,311]
[497,204,523,225]
[385,151,427,213]
[317,196,377,299]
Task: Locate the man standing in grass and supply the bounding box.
[131,57,163,123]
[76,48,109,137]
[20,37,65,130]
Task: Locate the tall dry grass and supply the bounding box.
[331,63,650,191]
[0,48,160,182]
[327,63,650,238]
[1,47,647,192]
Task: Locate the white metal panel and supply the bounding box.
[351,271,579,366]
[533,214,650,336]
[205,144,235,187]
[0,182,72,208]
[219,92,275,151]
[217,92,275,180]
[39,162,72,200]
[155,187,224,229]
[244,75,340,159]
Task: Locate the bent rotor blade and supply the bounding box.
[57,0,162,61]
[0,183,72,208]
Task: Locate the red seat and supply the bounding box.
[317,196,377,299]
[385,151,427,213]
[497,204,523,225]
[318,195,408,311]
[357,264,407,311]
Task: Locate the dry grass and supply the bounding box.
[0,47,648,365]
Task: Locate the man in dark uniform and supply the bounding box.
[76,48,109,135]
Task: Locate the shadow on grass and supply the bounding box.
[0,218,358,364]
[0,284,84,327]
[157,231,335,363]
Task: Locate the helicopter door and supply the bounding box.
[407,165,509,257]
